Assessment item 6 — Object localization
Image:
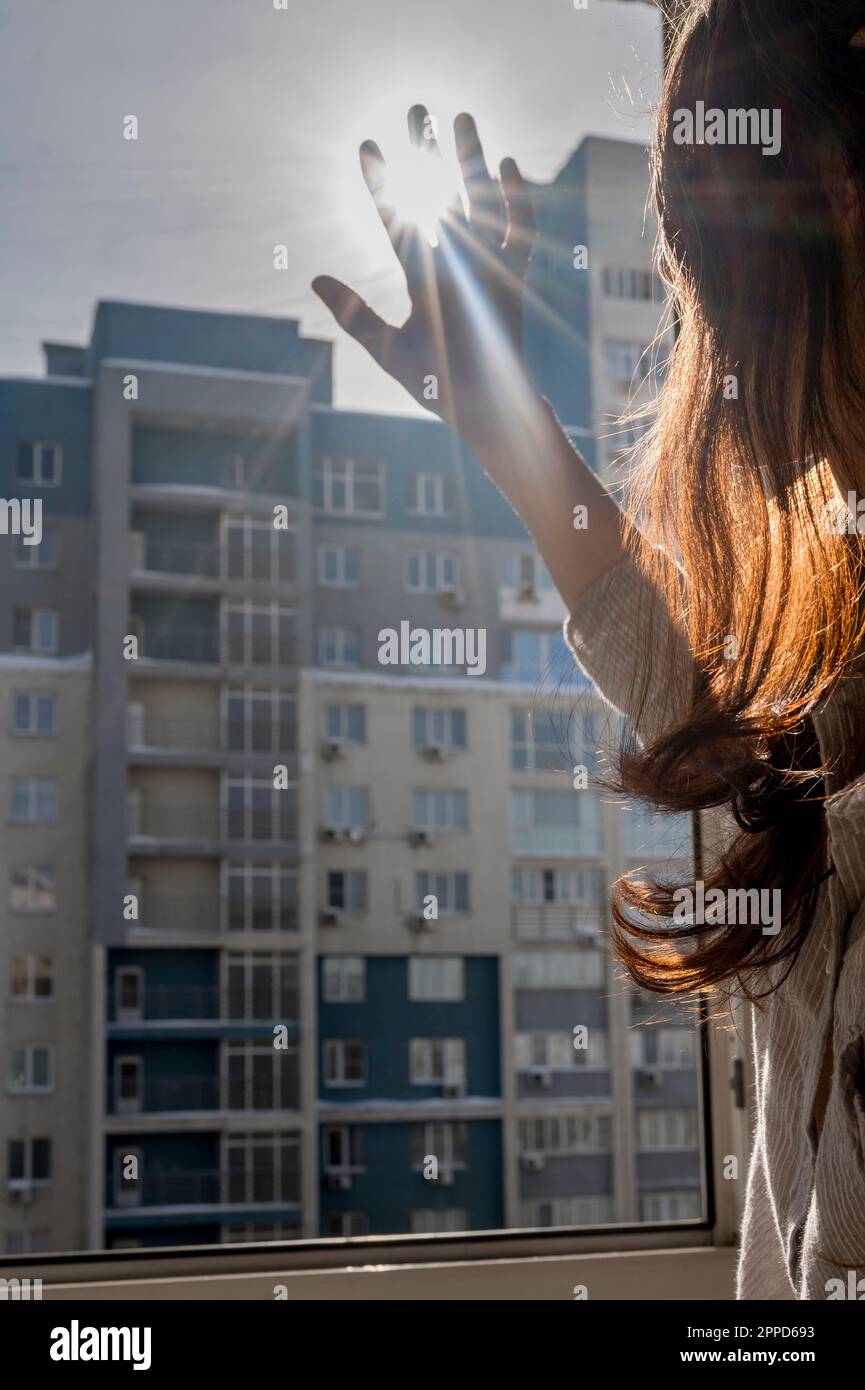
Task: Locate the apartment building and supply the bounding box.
[0,135,700,1252]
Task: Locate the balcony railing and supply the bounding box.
[511,903,604,941]
[139,626,220,664]
[111,985,299,1021]
[127,714,297,755]
[107,1072,300,1114]
[127,804,298,843]
[132,896,299,934]
[106,1166,300,1209]
[141,539,220,578]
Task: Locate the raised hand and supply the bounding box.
[313,106,538,452]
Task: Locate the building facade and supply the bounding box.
[0,135,700,1252]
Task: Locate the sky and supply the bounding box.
[0,0,662,414]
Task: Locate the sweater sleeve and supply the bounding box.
[563,551,695,747]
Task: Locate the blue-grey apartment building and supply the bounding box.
[0,136,701,1254]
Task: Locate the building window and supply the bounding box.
[325,870,368,914]
[500,629,571,684]
[602,337,650,390]
[411,1121,467,1172]
[10,864,56,914]
[412,707,466,753]
[657,1029,698,1067]
[11,778,57,825]
[225,1132,300,1206]
[404,551,460,593]
[114,966,144,1022]
[511,789,602,857]
[225,952,298,1020]
[517,1112,612,1156]
[639,1191,701,1222]
[324,787,369,833]
[3,1230,51,1254]
[323,1039,367,1088]
[497,551,554,593]
[511,949,605,989]
[409,1038,465,1086]
[17,441,61,487]
[13,608,58,654]
[225,1041,298,1110]
[314,456,384,516]
[415,871,470,916]
[324,703,366,745]
[14,526,58,570]
[8,1045,54,1095]
[322,1125,366,1172]
[410,1208,468,1234]
[511,866,605,905]
[113,1056,143,1114]
[409,472,450,517]
[317,544,360,588]
[408,957,465,1002]
[318,625,361,668]
[224,862,297,933]
[322,957,366,1003]
[325,1212,369,1237]
[225,687,295,755]
[521,1195,613,1228]
[637,1108,699,1152]
[510,709,570,772]
[224,602,295,666]
[224,518,294,585]
[7,1137,52,1189]
[225,775,295,843]
[412,789,467,833]
[221,1223,301,1243]
[12,693,56,737]
[514,1031,608,1071]
[9,954,53,1001]
[601,266,656,301]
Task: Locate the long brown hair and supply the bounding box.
[611,0,865,1000]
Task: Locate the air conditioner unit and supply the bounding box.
[520,1153,546,1173]
[345,827,366,846]
[530,1068,553,1089]
[518,582,539,602]
[321,739,345,761]
[327,1173,353,1192]
[318,909,341,928]
[405,912,436,933]
[8,1187,34,1205]
[442,1082,465,1100]
[421,743,448,763]
[439,586,465,610]
[320,826,342,844]
[409,829,435,848]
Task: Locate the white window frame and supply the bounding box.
[415,871,470,916]
[13,609,58,655]
[223,1040,297,1111]
[408,957,465,1002]
[222,861,297,933]
[13,526,58,570]
[8,1044,55,1095]
[224,686,295,756]
[317,544,360,588]
[223,601,295,666]
[325,870,368,914]
[322,957,366,1003]
[323,1039,367,1088]
[9,863,57,914]
[7,1137,52,1190]
[412,707,466,753]
[115,966,144,1022]
[409,1038,465,1086]
[222,516,293,586]
[412,789,467,834]
[9,953,54,1002]
[409,472,449,517]
[224,773,295,844]
[403,551,460,594]
[11,777,57,825]
[113,1055,144,1114]
[318,625,361,669]
[11,692,56,737]
[324,786,369,833]
[222,1132,300,1207]
[16,440,62,487]
[324,702,366,745]
[314,456,385,518]
[637,1107,700,1152]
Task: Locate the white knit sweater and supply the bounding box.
[565,552,865,1300]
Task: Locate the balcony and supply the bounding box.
[134,537,220,579]
[137,625,298,668]
[106,1166,301,1210]
[129,895,299,936]
[107,1072,300,1115]
[511,904,604,942]
[140,625,220,665]
[127,803,298,847]
[127,714,297,757]
[110,984,299,1023]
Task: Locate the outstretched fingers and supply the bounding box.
[311,276,396,371]
[454,112,506,246]
[501,156,537,275]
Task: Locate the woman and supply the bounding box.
[313,1,865,1300]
